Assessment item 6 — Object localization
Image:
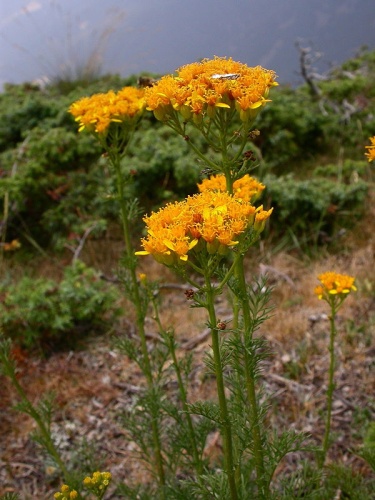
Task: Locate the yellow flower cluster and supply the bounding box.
[54,484,78,500]
[145,56,277,124]
[136,190,272,265]
[69,87,145,134]
[54,472,112,499]
[83,470,112,487]
[314,272,357,300]
[198,174,265,203]
[365,135,375,162]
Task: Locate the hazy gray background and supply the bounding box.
[1,0,375,89]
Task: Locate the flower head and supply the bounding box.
[314,272,357,300]
[145,57,277,125]
[135,189,270,265]
[365,136,375,162]
[54,484,78,500]
[198,174,265,203]
[69,87,145,134]
[83,471,112,495]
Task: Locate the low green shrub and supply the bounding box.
[264,173,368,247]
[0,260,121,351]
[313,158,371,182]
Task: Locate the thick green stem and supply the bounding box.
[235,254,267,497]
[112,153,166,491]
[320,301,337,468]
[205,277,238,500]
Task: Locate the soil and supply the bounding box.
[1,211,374,499]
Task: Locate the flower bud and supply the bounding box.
[206,239,220,254]
[179,105,192,121]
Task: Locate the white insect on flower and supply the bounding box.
[210,73,241,80]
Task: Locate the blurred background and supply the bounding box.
[1,0,375,89]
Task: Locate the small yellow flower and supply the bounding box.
[365,135,375,162]
[53,484,78,500]
[314,272,357,300]
[139,273,147,283]
[83,471,112,495]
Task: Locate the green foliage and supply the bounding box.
[0,260,121,351]
[127,122,204,206]
[256,87,328,171]
[0,123,105,247]
[322,49,375,101]
[0,86,60,151]
[256,49,375,172]
[264,172,368,248]
[313,158,371,182]
[358,422,375,471]
[319,464,375,500]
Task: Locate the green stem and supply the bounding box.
[320,300,337,468]
[216,252,242,294]
[169,113,224,171]
[185,137,222,172]
[205,276,238,500]
[151,296,203,475]
[235,254,267,497]
[217,121,233,193]
[111,152,166,491]
[170,336,203,474]
[231,125,252,164]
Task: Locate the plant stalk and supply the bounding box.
[320,300,337,468]
[151,295,203,476]
[235,254,267,497]
[205,276,238,500]
[112,152,166,491]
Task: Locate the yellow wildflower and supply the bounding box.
[135,190,267,264]
[53,484,78,500]
[314,272,357,300]
[198,174,265,202]
[69,87,145,134]
[83,471,112,494]
[145,57,277,124]
[365,135,375,162]
[139,273,147,283]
